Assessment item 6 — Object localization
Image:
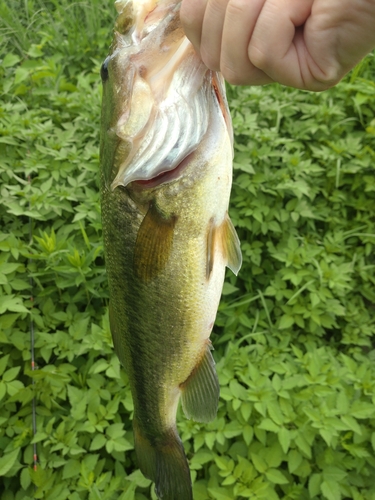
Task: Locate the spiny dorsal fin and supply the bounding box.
[206,213,242,279]
[180,342,220,423]
[134,203,177,282]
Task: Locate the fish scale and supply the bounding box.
[100,1,242,499]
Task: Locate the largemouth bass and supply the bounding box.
[100,1,241,499]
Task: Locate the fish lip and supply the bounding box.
[130,151,195,190]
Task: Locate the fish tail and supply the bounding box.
[133,419,192,500]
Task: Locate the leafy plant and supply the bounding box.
[0,1,374,499]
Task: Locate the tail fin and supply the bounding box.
[133,420,192,500]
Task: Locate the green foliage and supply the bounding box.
[0,1,374,499]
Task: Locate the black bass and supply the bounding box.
[100,1,241,499]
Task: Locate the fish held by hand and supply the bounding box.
[100,1,241,499]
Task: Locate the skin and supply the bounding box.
[180,0,375,90]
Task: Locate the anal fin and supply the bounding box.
[180,343,220,423]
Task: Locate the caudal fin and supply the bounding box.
[133,420,192,500]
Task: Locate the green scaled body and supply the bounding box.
[100,1,241,499]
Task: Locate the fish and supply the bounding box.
[99,1,242,499]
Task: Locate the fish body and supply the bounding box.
[100,1,241,499]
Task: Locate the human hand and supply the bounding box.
[180,0,375,90]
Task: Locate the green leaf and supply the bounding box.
[90,434,106,451]
[0,355,10,376]
[308,473,322,497]
[3,366,21,382]
[322,467,347,483]
[229,380,247,399]
[222,283,239,295]
[265,468,289,485]
[89,359,109,374]
[31,432,48,444]
[126,469,151,488]
[295,432,312,458]
[2,54,21,68]
[350,402,375,419]
[0,382,6,402]
[0,448,19,476]
[340,415,361,435]
[258,418,279,432]
[288,450,303,473]
[20,467,31,490]
[240,402,252,421]
[278,428,291,454]
[243,425,253,446]
[267,400,284,425]
[62,459,80,479]
[0,295,29,314]
[250,453,267,473]
[279,314,294,329]
[321,480,341,500]
[207,487,233,500]
[119,482,136,500]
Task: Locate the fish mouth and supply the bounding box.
[132,151,194,189]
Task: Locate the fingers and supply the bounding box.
[180,0,207,52]
[248,0,314,87]
[199,0,229,70]
[181,0,272,85]
[220,0,271,85]
[182,0,375,90]
[180,0,316,88]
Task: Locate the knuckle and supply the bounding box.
[180,1,196,30]
[248,43,268,71]
[208,0,228,14]
[201,47,221,71]
[221,64,246,85]
[226,0,250,17]
[309,61,343,91]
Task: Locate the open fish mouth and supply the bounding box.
[132,150,195,188]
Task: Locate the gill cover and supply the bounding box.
[103,1,231,189]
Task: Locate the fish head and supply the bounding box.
[100,0,233,194]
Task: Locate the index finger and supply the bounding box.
[180,0,208,53]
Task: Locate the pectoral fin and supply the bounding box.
[206,213,242,279]
[180,343,220,423]
[134,203,177,282]
[222,213,242,275]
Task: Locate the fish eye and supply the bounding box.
[101,57,110,82]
